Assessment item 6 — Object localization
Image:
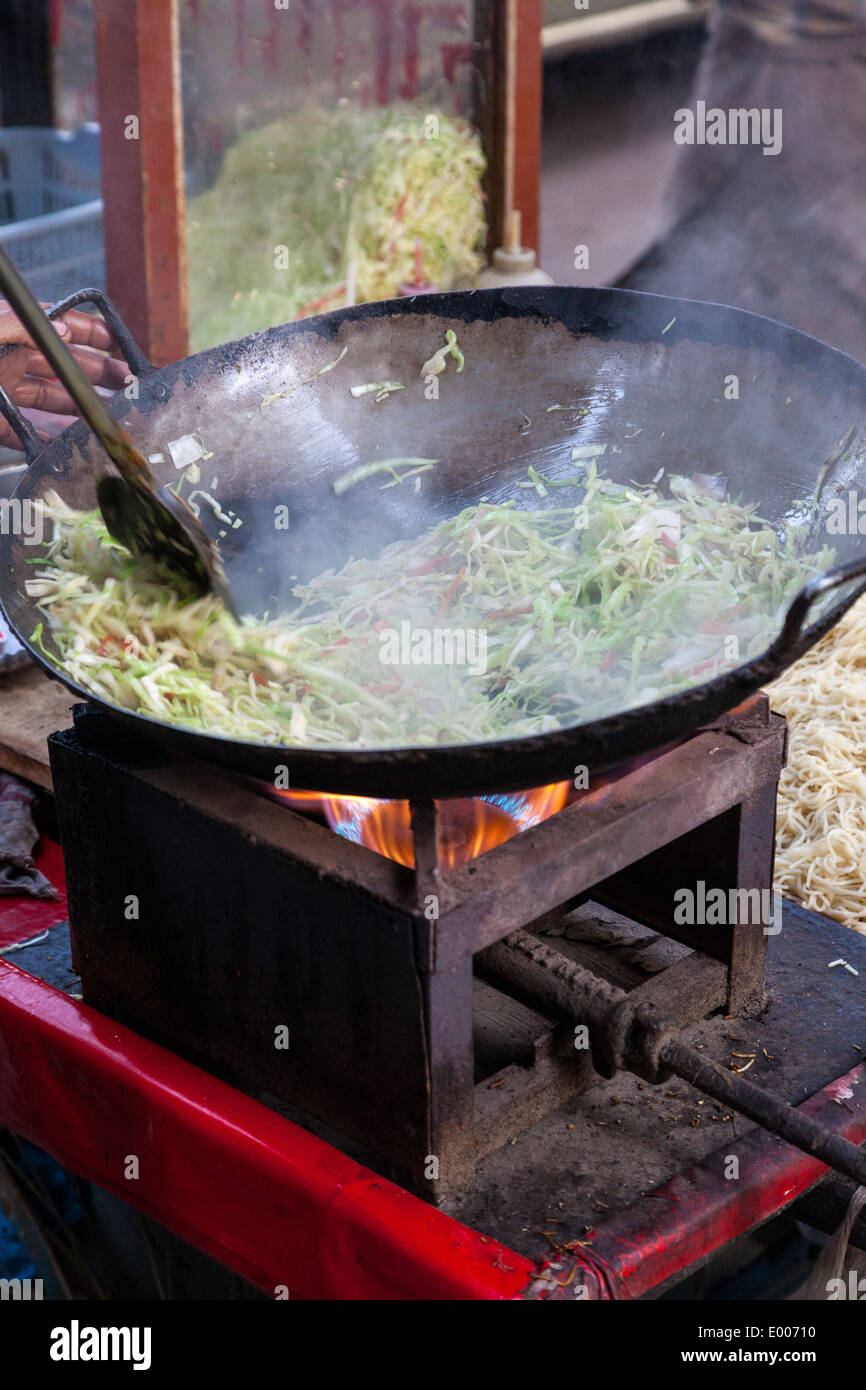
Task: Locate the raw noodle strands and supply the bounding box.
[766,594,866,936]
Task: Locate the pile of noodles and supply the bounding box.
[767,594,866,935]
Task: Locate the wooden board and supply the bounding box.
[0,665,78,788]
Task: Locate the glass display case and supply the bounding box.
[32,0,541,363]
[178,2,489,349]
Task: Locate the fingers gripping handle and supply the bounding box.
[0,284,151,463]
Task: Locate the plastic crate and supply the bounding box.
[0,124,104,303]
[0,124,100,222]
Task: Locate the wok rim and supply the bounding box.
[2,284,865,797]
[0,574,856,801]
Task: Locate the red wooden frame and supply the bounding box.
[508,0,544,254]
[92,0,188,365]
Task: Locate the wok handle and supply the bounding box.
[0,286,151,464]
[49,287,153,379]
[775,554,866,657]
[0,376,42,459]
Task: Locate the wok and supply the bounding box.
[1,284,865,799]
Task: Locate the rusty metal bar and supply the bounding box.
[92,0,188,365]
[478,929,866,1190]
[664,1041,866,1188]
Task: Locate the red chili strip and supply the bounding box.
[434,566,467,623]
[406,554,451,577]
[293,285,346,319]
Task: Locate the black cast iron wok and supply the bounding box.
[1,284,865,799]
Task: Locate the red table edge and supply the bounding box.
[0,956,535,1300]
[1,950,863,1299]
[562,1063,866,1299]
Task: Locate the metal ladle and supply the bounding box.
[0,244,238,618]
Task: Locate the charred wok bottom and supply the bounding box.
[45,694,788,1200]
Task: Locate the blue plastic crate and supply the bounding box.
[0,124,104,303]
[0,124,100,222]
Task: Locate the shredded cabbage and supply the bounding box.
[187,106,486,350]
[26,474,833,752]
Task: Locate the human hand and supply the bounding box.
[0,303,130,450]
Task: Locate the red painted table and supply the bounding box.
[2,834,864,1300]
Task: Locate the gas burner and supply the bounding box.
[275,783,569,868]
[44,695,813,1201]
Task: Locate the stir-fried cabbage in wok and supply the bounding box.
[26,468,833,750]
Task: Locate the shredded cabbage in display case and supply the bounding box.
[187,106,487,350]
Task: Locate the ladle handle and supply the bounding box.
[0,247,151,483]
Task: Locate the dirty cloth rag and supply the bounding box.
[0,773,58,900]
